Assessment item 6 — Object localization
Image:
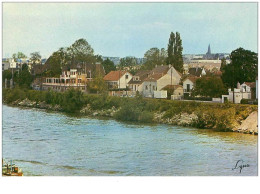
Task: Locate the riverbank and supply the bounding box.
[2,88,258,134]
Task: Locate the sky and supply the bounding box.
[2,2,258,59]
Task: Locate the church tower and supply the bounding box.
[207,44,211,55]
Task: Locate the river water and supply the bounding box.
[2,105,258,176]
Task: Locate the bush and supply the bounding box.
[240,99,249,104]
[61,88,85,113]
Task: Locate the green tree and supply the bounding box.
[221,48,258,88]
[30,52,42,65]
[166,31,184,73]
[12,52,27,62]
[102,58,116,74]
[119,57,137,68]
[220,57,227,72]
[14,64,33,88]
[142,48,167,70]
[192,76,226,98]
[2,70,12,82]
[45,38,96,77]
[69,38,95,63]
[61,88,84,113]
[88,75,108,93]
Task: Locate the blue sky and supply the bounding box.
[2,2,258,58]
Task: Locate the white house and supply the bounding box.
[221,82,253,104]
[103,70,132,89]
[128,70,150,93]
[142,65,182,98]
[183,76,198,96]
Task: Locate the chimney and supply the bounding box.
[168,64,171,68]
[237,82,240,89]
[155,64,157,68]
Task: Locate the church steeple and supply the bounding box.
[207,44,211,55]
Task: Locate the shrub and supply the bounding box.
[240,99,249,104]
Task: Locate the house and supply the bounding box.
[103,70,132,89]
[42,65,89,92]
[221,82,253,104]
[142,65,182,98]
[161,85,183,100]
[241,82,256,99]
[128,70,150,93]
[182,76,199,96]
[188,67,206,77]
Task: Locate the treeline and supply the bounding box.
[3,88,257,130]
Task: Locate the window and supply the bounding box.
[153,86,155,90]
[145,86,148,90]
[125,75,128,79]
[187,84,190,92]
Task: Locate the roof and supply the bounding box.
[128,70,150,84]
[103,70,127,81]
[162,85,183,90]
[144,73,164,82]
[188,68,203,77]
[183,76,199,83]
[244,82,256,88]
[151,65,170,74]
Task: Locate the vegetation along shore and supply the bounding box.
[3,88,258,135]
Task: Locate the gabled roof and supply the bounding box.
[243,82,256,88]
[128,70,151,84]
[103,70,127,81]
[151,65,170,74]
[144,73,165,82]
[183,76,199,83]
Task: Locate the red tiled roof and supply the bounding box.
[244,82,256,88]
[103,71,127,81]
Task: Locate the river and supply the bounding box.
[2,105,258,176]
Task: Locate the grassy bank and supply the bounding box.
[2,88,258,131]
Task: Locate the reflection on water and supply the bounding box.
[2,105,258,176]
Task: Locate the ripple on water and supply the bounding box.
[2,105,258,176]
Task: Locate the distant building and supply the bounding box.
[188,67,206,77]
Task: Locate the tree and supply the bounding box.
[220,57,227,72]
[102,58,116,74]
[44,38,96,77]
[12,52,27,62]
[61,88,84,113]
[14,64,33,88]
[69,38,95,63]
[119,57,137,68]
[2,70,12,82]
[88,75,108,93]
[142,48,167,70]
[30,52,41,65]
[221,48,258,88]
[166,31,184,73]
[192,76,227,98]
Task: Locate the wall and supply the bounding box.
[118,72,132,89]
[142,81,157,98]
[183,79,194,92]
